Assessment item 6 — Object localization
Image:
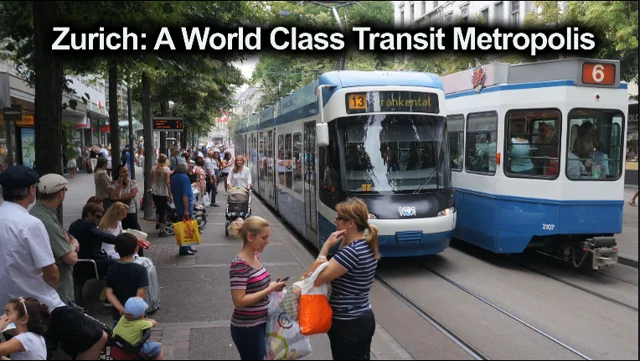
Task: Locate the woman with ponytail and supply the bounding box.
[227,216,288,360]
[311,197,380,360]
[0,297,49,359]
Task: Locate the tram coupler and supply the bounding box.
[580,237,618,270]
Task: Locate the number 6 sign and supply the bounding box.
[582,62,615,85]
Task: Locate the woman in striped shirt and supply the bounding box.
[313,198,380,360]
[228,216,287,360]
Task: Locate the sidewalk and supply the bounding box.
[63,170,412,360]
[619,186,639,268]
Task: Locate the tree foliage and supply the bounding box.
[526,0,638,87]
[252,1,395,109]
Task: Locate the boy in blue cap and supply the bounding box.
[113,297,163,360]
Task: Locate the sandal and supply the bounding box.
[629,201,637,207]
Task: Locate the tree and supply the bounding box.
[526,0,638,92]
[252,1,396,109]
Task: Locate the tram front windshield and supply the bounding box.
[336,114,450,194]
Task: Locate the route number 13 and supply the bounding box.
[348,94,366,110]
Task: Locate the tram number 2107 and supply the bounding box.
[542,224,556,231]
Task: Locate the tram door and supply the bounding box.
[267,130,276,206]
[258,132,266,196]
[303,122,318,246]
[250,133,257,193]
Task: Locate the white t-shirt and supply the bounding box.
[0,202,66,312]
[102,222,122,260]
[12,332,47,360]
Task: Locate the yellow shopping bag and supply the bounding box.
[173,217,201,246]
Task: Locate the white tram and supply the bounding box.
[234,71,456,257]
[443,58,628,269]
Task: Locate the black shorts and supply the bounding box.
[45,306,105,358]
[153,195,168,218]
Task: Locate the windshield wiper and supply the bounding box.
[413,164,442,194]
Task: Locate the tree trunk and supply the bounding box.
[33,1,64,223]
[127,74,135,180]
[142,72,155,220]
[33,1,63,176]
[108,61,120,179]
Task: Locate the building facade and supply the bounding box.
[0,59,109,173]
[394,1,542,29]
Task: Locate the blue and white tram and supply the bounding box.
[442,58,628,269]
[234,71,456,257]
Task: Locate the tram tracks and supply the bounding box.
[375,275,488,360]
[409,258,592,360]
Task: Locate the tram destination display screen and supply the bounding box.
[345,91,439,114]
[153,117,184,130]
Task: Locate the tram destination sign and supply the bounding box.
[153,117,184,130]
[345,91,439,114]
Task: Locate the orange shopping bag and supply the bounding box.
[298,261,332,336]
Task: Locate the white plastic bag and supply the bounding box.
[265,290,312,360]
[202,192,211,205]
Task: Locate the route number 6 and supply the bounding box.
[582,62,614,85]
[592,64,605,83]
[542,224,555,231]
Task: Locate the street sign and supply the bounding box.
[153,117,184,130]
[3,104,23,122]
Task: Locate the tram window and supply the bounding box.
[504,109,561,179]
[293,132,303,194]
[566,108,624,181]
[319,122,342,194]
[465,111,497,175]
[267,131,274,181]
[259,133,266,181]
[278,134,285,186]
[285,133,293,189]
[447,114,464,171]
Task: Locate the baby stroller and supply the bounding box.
[163,187,208,236]
[224,186,252,237]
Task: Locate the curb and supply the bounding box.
[618,256,639,269]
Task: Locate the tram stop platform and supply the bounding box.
[61,171,412,360]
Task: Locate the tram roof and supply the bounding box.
[319,70,444,91]
[442,58,625,97]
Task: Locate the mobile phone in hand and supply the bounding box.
[280,275,291,282]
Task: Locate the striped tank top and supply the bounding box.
[229,254,271,327]
[330,239,378,320]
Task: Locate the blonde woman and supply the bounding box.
[98,201,129,260]
[226,155,252,191]
[149,154,172,236]
[311,198,380,360]
[227,216,287,360]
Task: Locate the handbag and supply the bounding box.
[173,217,201,246]
[298,262,333,336]
[265,290,312,360]
[280,260,331,321]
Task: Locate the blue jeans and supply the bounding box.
[230,323,266,360]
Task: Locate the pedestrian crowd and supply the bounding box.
[0,141,381,360]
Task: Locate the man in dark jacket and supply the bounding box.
[68,202,117,279]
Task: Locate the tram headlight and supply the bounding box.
[438,207,455,217]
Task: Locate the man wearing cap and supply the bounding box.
[29,173,79,304]
[0,166,108,359]
[112,297,163,360]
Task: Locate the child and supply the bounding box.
[0,297,49,360]
[105,233,149,328]
[113,297,163,360]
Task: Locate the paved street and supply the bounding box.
[61,169,412,360]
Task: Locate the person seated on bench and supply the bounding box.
[113,297,163,360]
[68,202,117,280]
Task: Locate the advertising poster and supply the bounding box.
[21,128,35,169]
